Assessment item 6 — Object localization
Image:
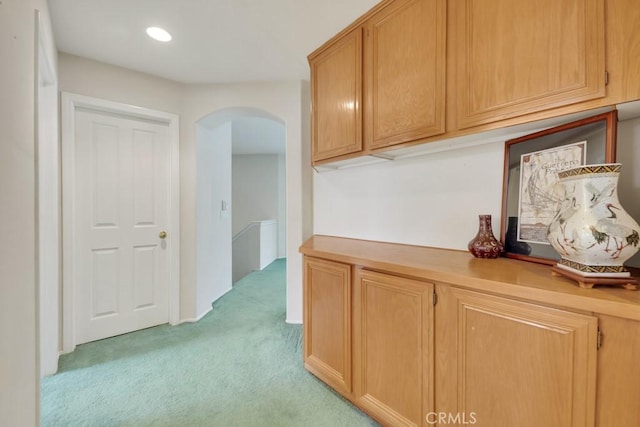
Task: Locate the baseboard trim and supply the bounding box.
[179,306,212,324]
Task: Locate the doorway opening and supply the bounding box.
[195,107,286,317]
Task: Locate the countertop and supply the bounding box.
[300,235,640,321]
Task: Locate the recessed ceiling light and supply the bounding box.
[146,27,172,42]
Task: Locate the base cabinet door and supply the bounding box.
[354,269,434,426]
[436,285,598,427]
[303,257,352,395]
[595,314,640,427]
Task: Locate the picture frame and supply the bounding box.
[500,110,618,265]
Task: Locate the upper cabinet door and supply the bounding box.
[309,27,363,163]
[365,0,446,150]
[452,0,606,129]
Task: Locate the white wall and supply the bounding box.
[38,36,60,377]
[182,82,310,323]
[617,116,640,267]
[232,223,260,282]
[314,118,640,268]
[278,154,287,258]
[57,53,185,114]
[232,154,280,234]
[1,0,56,424]
[56,57,311,324]
[314,141,505,249]
[196,124,233,318]
[259,220,279,268]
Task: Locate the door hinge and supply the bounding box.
[604,70,609,86]
[433,290,438,306]
[597,327,602,350]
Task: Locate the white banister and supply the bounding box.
[232,220,277,283]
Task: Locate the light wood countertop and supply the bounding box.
[300,235,640,321]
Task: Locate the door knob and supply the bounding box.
[159,231,167,239]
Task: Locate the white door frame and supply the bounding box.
[61,92,180,353]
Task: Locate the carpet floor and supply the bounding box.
[41,259,378,427]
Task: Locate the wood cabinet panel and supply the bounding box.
[354,269,434,426]
[452,0,606,129]
[307,0,640,167]
[604,0,640,104]
[303,257,352,395]
[595,315,640,427]
[365,0,446,149]
[436,285,598,427]
[309,28,363,163]
[300,236,640,426]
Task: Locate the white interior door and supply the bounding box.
[73,109,171,344]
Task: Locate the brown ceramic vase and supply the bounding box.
[468,214,504,259]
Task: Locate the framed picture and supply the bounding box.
[500,110,618,265]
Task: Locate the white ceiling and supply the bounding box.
[48,0,380,84]
[48,0,379,155]
[49,1,640,157]
[231,117,285,155]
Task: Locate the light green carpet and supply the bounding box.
[41,259,378,426]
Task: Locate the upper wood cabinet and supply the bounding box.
[308,0,640,166]
[309,28,363,163]
[451,0,606,129]
[365,0,446,150]
[308,0,446,164]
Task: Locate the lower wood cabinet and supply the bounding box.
[301,245,638,427]
[353,269,434,426]
[303,257,352,396]
[594,314,640,427]
[435,285,598,427]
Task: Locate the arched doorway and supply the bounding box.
[195,107,286,315]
